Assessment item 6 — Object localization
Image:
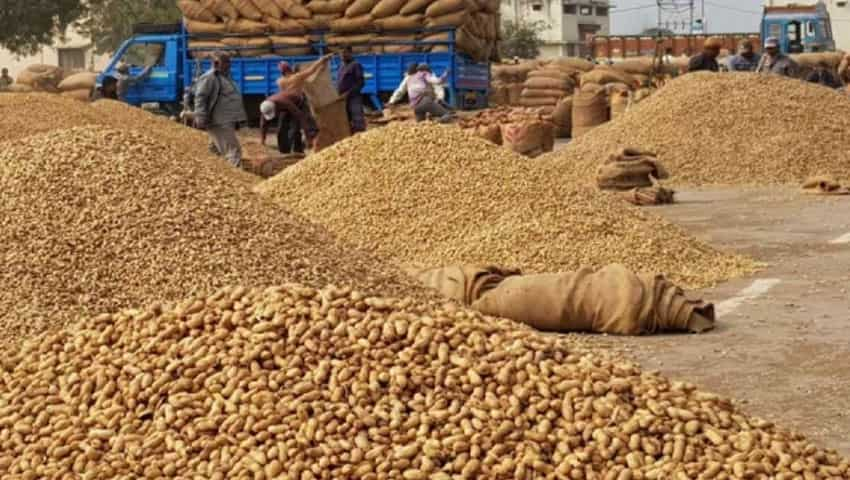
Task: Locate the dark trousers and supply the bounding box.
[346,94,366,133]
[278,114,304,154]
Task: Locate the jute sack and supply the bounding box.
[61,89,92,101]
[202,0,239,19]
[301,14,342,29]
[472,264,715,335]
[612,57,654,75]
[227,19,269,33]
[188,41,229,58]
[425,0,469,16]
[549,57,594,72]
[230,0,264,19]
[609,90,629,120]
[253,0,284,17]
[507,84,524,105]
[421,32,450,51]
[597,149,668,190]
[270,36,313,55]
[346,0,378,16]
[372,0,406,18]
[300,57,340,108]
[414,265,518,306]
[469,124,502,145]
[16,65,63,90]
[313,97,352,150]
[221,37,273,56]
[524,76,573,91]
[266,17,307,33]
[488,83,508,105]
[377,35,418,53]
[550,96,571,137]
[581,67,635,88]
[326,34,375,53]
[571,84,608,138]
[374,14,424,30]
[491,65,515,83]
[401,0,435,14]
[619,185,676,206]
[186,19,228,33]
[528,68,576,82]
[521,88,567,99]
[425,10,469,28]
[330,14,373,32]
[792,52,844,70]
[58,72,98,92]
[307,0,349,14]
[456,27,486,61]
[273,0,312,18]
[500,120,554,157]
[178,0,218,22]
[801,176,850,195]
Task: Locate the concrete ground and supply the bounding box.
[608,187,850,455]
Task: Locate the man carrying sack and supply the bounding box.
[414,264,715,335]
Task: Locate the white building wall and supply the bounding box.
[0,28,110,78]
[502,0,611,58]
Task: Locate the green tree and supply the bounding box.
[0,0,87,55]
[76,0,181,55]
[500,19,547,60]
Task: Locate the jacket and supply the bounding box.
[756,54,800,78]
[194,69,248,127]
[727,54,761,72]
[687,53,719,73]
[406,71,448,107]
[389,74,446,105]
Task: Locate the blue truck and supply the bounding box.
[97,23,490,119]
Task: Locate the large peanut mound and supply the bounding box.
[0,284,845,478]
[539,73,850,186]
[257,122,757,288]
[0,126,427,343]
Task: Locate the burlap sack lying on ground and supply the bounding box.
[500,121,555,157]
[619,184,676,206]
[16,65,63,91]
[202,0,239,20]
[472,264,715,335]
[550,96,572,137]
[597,148,669,190]
[801,176,850,195]
[413,265,520,306]
[572,84,608,138]
[178,0,218,22]
[58,72,98,92]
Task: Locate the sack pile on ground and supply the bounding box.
[57,71,98,102]
[572,83,609,138]
[178,0,498,60]
[540,73,850,186]
[257,122,758,288]
[518,58,590,109]
[12,64,64,92]
[456,106,555,154]
[596,148,669,191]
[490,61,539,106]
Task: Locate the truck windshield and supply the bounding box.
[120,42,166,68]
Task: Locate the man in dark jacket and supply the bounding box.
[336,46,366,133]
[194,52,248,168]
[688,37,722,73]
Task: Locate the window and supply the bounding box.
[769,23,781,39]
[596,6,608,16]
[579,5,592,15]
[58,48,86,71]
[120,42,166,68]
[531,3,543,11]
[563,3,576,14]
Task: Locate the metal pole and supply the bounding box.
[701,0,706,33]
[689,0,694,34]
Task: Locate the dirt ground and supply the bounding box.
[605,187,850,455]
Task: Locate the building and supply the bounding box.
[764,0,850,51]
[0,28,110,78]
[501,0,611,58]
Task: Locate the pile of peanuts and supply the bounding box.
[0,283,845,478]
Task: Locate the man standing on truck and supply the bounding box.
[687,37,722,73]
[756,37,799,78]
[727,40,761,72]
[337,46,366,134]
[194,52,247,168]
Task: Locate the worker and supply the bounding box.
[756,37,799,78]
[194,52,248,168]
[388,63,448,107]
[91,76,119,101]
[336,46,366,134]
[259,91,318,153]
[726,40,761,72]
[406,63,454,123]
[687,37,722,73]
[115,63,152,101]
[805,62,843,89]
[275,61,306,154]
[0,68,13,89]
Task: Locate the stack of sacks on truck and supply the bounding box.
[456,106,555,157]
[490,61,538,106]
[176,0,498,60]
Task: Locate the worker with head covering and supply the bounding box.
[115,63,152,101]
[726,40,761,72]
[756,37,799,78]
[193,52,248,168]
[336,46,366,133]
[274,61,308,154]
[687,37,722,73]
[405,63,454,123]
[259,90,319,153]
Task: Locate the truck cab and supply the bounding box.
[761,1,835,53]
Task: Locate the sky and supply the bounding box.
[610,0,765,35]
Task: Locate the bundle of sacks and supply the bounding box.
[13,64,64,92]
[596,147,675,206]
[791,51,846,81]
[57,71,98,102]
[518,57,592,109]
[415,263,715,335]
[177,0,499,61]
[490,60,539,106]
[456,106,555,157]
